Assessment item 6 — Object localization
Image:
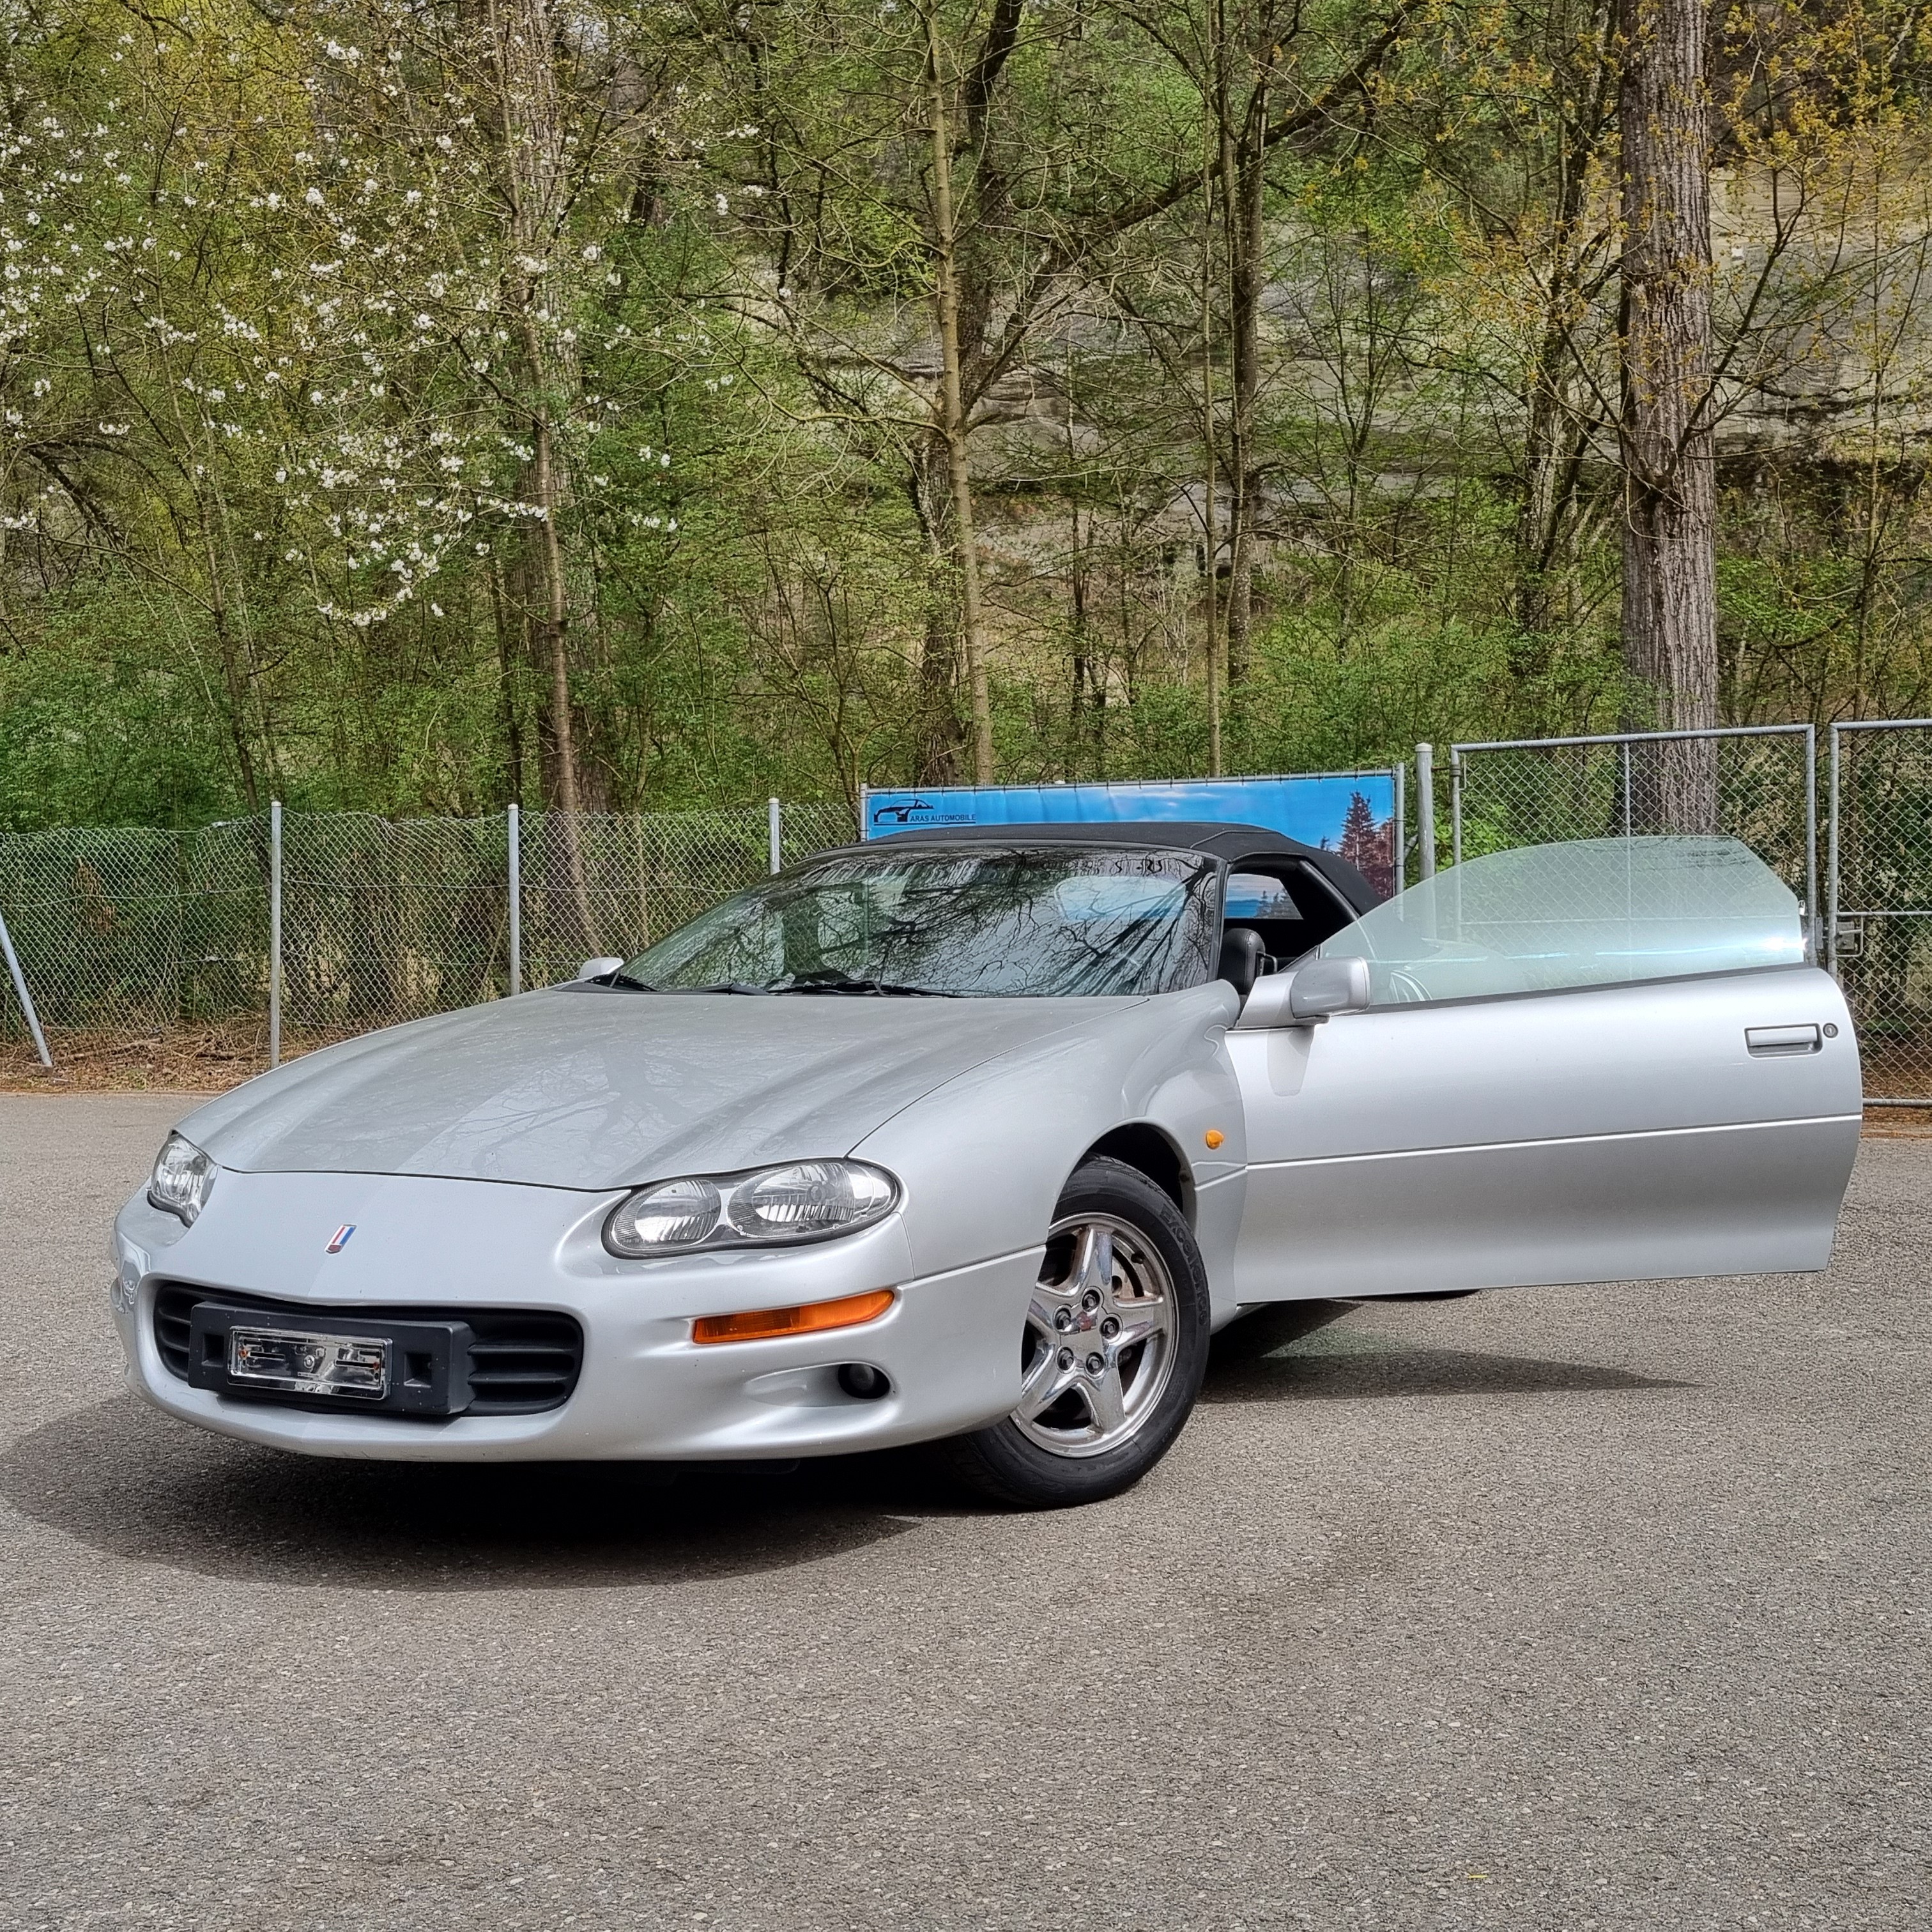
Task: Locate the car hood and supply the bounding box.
[179,987,1135,1191]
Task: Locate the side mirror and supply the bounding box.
[575,956,625,983]
[1288,954,1371,1021]
[1216,927,1265,997]
[1234,955,1372,1029]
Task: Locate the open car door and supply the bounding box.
[1226,838,1862,1302]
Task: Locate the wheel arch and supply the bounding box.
[1075,1123,1192,1222]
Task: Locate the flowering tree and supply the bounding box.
[3,0,701,815]
[2,0,1929,831]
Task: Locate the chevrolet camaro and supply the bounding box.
[111,822,1861,1506]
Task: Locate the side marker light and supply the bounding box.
[1204,1129,1225,1149]
[692,1287,896,1346]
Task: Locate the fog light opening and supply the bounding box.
[836,1362,891,1401]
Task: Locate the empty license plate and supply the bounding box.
[227,1325,391,1399]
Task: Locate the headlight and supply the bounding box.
[148,1133,217,1226]
[616,1176,721,1249]
[604,1160,899,1258]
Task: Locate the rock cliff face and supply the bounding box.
[1701,167,1932,448]
[946,181,1920,574]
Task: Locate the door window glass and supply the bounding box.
[1317,836,1806,1006]
[1223,870,1313,970]
[1225,873,1302,920]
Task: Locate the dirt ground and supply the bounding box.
[0,1022,341,1094]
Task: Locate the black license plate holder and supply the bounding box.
[187,1302,474,1416]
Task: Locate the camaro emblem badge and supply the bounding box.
[325,1225,356,1254]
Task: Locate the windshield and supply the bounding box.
[619,843,1220,997]
[1317,836,1807,1004]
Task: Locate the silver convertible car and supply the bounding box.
[111,823,1862,1507]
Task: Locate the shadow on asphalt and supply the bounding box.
[1201,1300,1692,1404]
[3,1307,1687,1590]
[0,1397,945,1591]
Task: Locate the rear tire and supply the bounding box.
[939,1156,1211,1508]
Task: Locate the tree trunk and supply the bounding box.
[905,436,968,785]
[1618,0,1718,828]
[1222,70,1268,691]
[924,4,995,786]
[491,0,599,940]
[1514,0,1614,665]
[199,506,263,813]
[1515,351,1576,650]
[488,556,525,806]
[1200,188,1222,778]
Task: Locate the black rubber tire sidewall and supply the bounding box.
[939,1155,1211,1509]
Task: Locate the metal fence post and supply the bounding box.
[1803,724,1819,960]
[768,797,783,875]
[507,802,522,996]
[1826,716,1932,1101]
[1391,763,1406,893]
[1825,725,1841,975]
[1414,744,1435,879]
[268,800,283,1069]
[178,827,194,1034]
[0,903,52,1070]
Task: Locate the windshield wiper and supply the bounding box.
[611,974,950,997]
[609,977,773,994]
[771,974,958,997]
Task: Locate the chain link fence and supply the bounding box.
[515,804,852,997]
[1829,721,1932,1105]
[0,801,857,1064]
[1448,726,1819,922]
[0,818,273,1042]
[8,742,1932,1104]
[279,810,512,1035]
[1443,720,1932,1104]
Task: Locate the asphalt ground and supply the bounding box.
[1,1096,1926,1932]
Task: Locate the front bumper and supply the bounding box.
[111,1169,1040,1461]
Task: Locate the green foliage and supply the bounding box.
[0,587,238,829]
[0,0,1924,833]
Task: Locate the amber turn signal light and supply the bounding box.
[1204,1129,1225,1149]
[691,1287,896,1346]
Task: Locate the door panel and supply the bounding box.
[1229,965,1861,1302]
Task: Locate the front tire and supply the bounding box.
[940,1156,1211,1508]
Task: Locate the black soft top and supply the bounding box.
[831,820,1385,914]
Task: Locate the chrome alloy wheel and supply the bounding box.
[1013,1213,1178,1459]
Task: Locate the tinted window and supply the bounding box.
[1317,837,1806,1006]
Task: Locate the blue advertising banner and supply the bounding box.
[861,773,1400,896]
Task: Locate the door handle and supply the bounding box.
[1746,1024,1821,1057]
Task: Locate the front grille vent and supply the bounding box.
[151,1283,583,1416]
[464,1324,583,1411]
